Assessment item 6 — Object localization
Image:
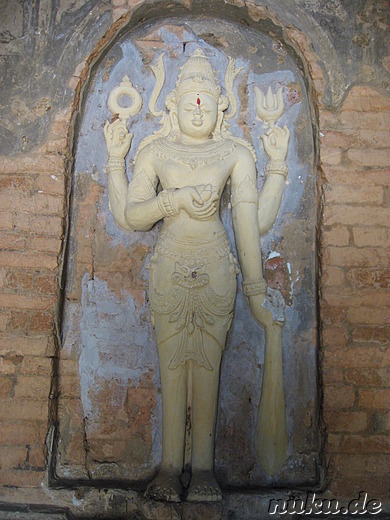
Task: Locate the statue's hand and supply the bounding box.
[261,125,289,162]
[248,293,274,329]
[174,184,218,220]
[104,119,133,160]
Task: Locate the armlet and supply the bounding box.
[231,174,258,208]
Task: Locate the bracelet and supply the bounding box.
[265,160,288,178]
[107,158,125,174]
[157,189,179,218]
[242,277,267,296]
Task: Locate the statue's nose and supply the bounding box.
[193,104,203,117]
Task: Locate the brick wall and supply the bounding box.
[320,86,390,497]
[0,0,389,505]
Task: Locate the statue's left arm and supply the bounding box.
[231,148,273,327]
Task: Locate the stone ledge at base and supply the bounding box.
[1,488,390,519]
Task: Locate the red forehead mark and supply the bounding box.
[197,97,201,105]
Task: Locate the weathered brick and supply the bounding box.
[0,293,55,311]
[320,130,355,149]
[6,271,34,291]
[340,435,390,454]
[320,303,346,325]
[352,326,390,345]
[0,211,13,230]
[0,422,41,446]
[325,411,368,433]
[0,155,64,175]
[324,205,390,227]
[359,389,390,409]
[353,227,390,248]
[36,173,65,196]
[356,129,390,148]
[33,274,58,295]
[9,311,29,332]
[319,109,339,130]
[322,225,350,247]
[322,326,348,348]
[30,215,63,236]
[347,306,390,325]
[46,137,68,154]
[0,376,12,397]
[29,312,54,333]
[373,411,390,433]
[13,375,51,400]
[340,111,389,130]
[325,247,390,268]
[29,236,62,254]
[324,347,390,368]
[347,148,390,168]
[0,311,9,332]
[322,367,344,385]
[322,265,345,286]
[0,446,28,470]
[323,385,355,409]
[28,445,45,468]
[0,232,27,251]
[320,147,342,166]
[324,185,384,205]
[323,168,390,187]
[326,433,342,453]
[323,287,390,307]
[0,468,44,487]
[342,86,390,106]
[344,368,390,387]
[0,334,51,356]
[0,251,58,270]
[347,268,390,289]
[330,454,390,477]
[19,356,52,377]
[0,399,48,421]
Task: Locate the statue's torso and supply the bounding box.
[146,137,239,361]
[149,136,236,239]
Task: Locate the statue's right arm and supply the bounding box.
[124,149,165,231]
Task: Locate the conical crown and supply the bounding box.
[175,48,221,100]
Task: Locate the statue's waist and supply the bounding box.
[154,228,231,263]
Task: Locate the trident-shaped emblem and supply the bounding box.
[254,85,284,127]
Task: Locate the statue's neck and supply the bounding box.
[176,134,212,146]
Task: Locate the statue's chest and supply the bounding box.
[158,159,230,188]
[152,139,235,189]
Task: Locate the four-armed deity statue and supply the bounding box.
[104,49,290,502]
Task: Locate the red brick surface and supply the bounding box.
[320,85,390,497]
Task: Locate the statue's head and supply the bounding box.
[166,49,228,139]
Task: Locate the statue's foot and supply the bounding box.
[145,469,182,502]
[186,470,222,502]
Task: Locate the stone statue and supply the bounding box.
[104,49,290,502]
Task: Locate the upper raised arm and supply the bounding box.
[127,146,159,204]
[124,145,163,231]
[230,145,258,210]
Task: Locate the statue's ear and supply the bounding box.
[218,95,229,112]
[165,91,176,112]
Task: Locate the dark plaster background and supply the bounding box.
[0,0,389,155]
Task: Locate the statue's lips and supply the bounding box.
[191,118,203,127]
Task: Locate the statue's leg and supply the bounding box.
[187,338,222,502]
[145,336,186,502]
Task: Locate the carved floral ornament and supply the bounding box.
[104,48,291,502]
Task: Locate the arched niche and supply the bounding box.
[54,11,320,489]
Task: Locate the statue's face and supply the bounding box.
[177,92,218,139]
